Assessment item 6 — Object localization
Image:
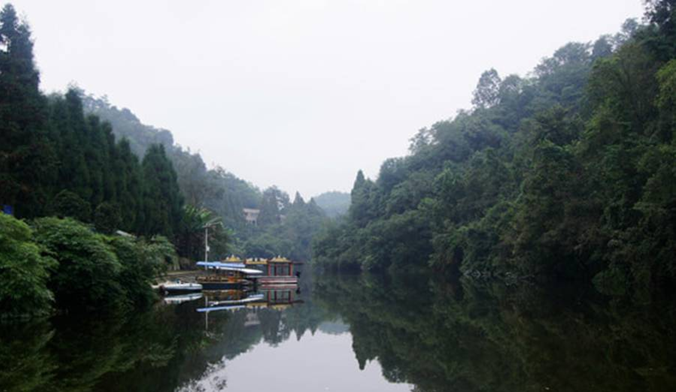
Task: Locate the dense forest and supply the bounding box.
[0,2,331,316]
[0,5,184,239]
[314,0,676,300]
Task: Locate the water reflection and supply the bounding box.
[314,273,676,392]
[2,273,676,391]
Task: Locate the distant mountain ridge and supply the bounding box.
[314,191,351,218]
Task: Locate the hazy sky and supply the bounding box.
[11,0,643,198]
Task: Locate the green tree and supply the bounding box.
[114,138,144,232]
[257,187,287,226]
[644,0,676,59]
[472,69,502,109]
[34,217,123,311]
[51,189,92,222]
[139,144,184,239]
[0,213,55,318]
[93,202,122,235]
[0,4,56,217]
[178,205,224,260]
[107,236,158,308]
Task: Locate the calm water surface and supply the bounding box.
[2,272,676,392]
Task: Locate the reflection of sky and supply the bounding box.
[179,330,412,392]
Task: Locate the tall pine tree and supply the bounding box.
[0,4,56,217]
[139,144,183,239]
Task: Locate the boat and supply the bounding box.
[195,261,263,290]
[159,280,203,294]
[245,256,301,285]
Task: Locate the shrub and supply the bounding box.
[0,214,55,318]
[33,217,123,311]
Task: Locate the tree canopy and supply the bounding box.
[314,5,676,300]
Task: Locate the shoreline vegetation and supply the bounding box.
[313,1,676,302]
[1,213,176,319]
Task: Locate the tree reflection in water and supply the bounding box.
[314,272,676,392]
[2,274,675,392]
[0,285,332,392]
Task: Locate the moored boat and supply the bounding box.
[195,261,263,290]
[245,256,302,285]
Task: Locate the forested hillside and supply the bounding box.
[80,92,329,262]
[314,1,676,299]
[81,93,261,235]
[242,189,328,261]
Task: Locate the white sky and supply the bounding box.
[11,0,644,198]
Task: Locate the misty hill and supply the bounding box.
[81,93,261,227]
[82,94,174,157]
[314,191,351,218]
[80,93,327,261]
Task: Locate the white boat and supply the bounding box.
[159,280,203,294]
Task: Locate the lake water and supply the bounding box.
[2,272,676,392]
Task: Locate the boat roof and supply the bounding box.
[270,256,292,263]
[196,262,263,275]
[197,261,246,268]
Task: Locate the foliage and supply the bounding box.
[0,213,54,318]
[240,190,328,261]
[106,236,158,308]
[176,205,225,261]
[81,93,263,244]
[0,6,187,246]
[472,68,502,109]
[0,4,56,219]
[31,217,178,312]
[139,145,183,240]
[50,190,91,223]
[33,217,123,311]
[136,235,179,273]
[93,202,122,235]
[0,212,179,316]
[314,7,676,300]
